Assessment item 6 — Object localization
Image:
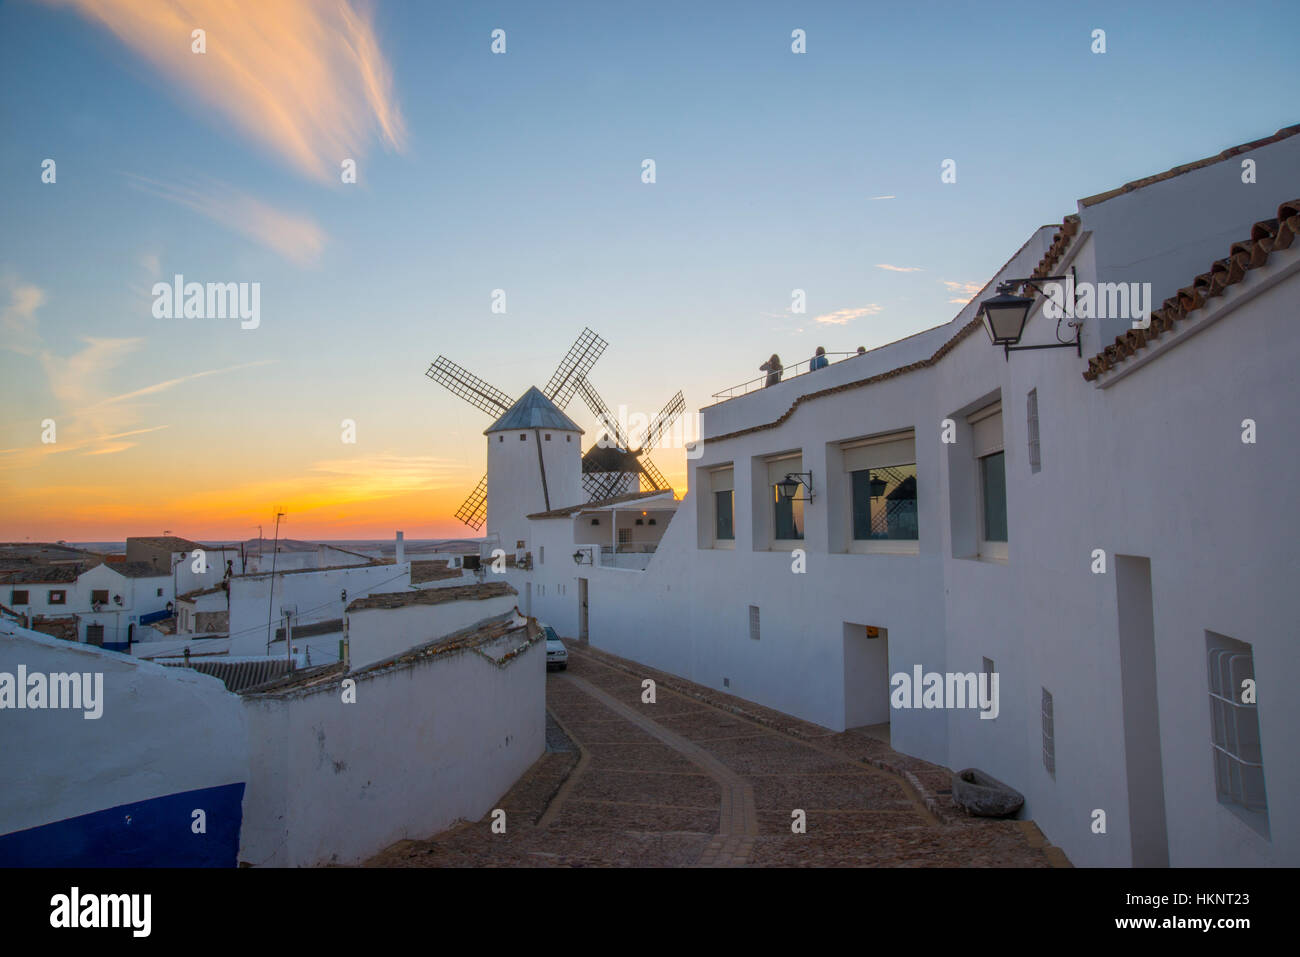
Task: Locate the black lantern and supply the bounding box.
[976,273,1081,359]
[869,475,889,498]
[979,292,1035,346]
[776,472,814,503]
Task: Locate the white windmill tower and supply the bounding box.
[483,388,584,553]
[426,329,606,544]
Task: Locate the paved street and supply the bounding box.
[366,642,1066,867]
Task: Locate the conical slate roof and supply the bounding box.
[484,386,584,435]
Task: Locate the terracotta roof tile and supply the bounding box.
[1082,197,1299,381]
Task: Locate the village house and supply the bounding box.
[487,127,1300,868]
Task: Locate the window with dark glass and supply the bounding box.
[772,484,804,540]
[980,451,1008,542]
[714,490,734,540]
[850,464,918,541]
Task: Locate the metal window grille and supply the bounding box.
[1207,634,1268,823]
[749,605,760,641]
[1027,389,1041,473]
[1042,688,1055,776]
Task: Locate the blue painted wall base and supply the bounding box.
[0,782,245,867]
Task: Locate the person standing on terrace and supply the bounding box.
[760,354,783,387]
[810,346,829,370]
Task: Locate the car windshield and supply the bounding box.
[543,627,559,641]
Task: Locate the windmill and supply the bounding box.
[426,328,606,530]
[577,385,685,502]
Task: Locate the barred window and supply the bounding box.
[1207,632,1268,836]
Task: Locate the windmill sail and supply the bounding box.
[454,474,488,530]
[545,327,607,410]
[426,357,514,418]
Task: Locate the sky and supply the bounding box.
[1,0,1296,542]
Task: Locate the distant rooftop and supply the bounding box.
[528,489,676,519]
[345,581,515,613]
[127,536,204,552]
[484,386,583,435]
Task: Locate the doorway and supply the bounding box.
[1115,555,1169,867]
[844,623,890,738]
[578,578,588,642]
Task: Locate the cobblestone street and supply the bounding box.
[366,643,1068,867]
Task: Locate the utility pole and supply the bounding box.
[283,608,294,671]
[265,508,285,654]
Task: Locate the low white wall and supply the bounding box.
[347,593,520,670]
[0,623,248,856]
[227,563,411,656]
[239,625,545,867]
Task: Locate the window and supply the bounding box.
[48,590,66,605]
[519,433,526,441]
[1026,389,1041,473]
[1042,688,1055,776]
[980,452,1008,540]
[1207,632,1268,835]
[715,491,734,540]
[749,604,760,640]
[91,589,109,604]
[767,455,804,543]
[539,546,545,565]
[157,588,164,597]
[617,528,631,546]
[11,590,28,605]
[498,435,504,443]
[843,431,917,552]
[567,435,571,442]
[969,402,1007,560]
[709,466,735,545]
[545,433,551,441]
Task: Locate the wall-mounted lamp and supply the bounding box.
[572,548,593,566]
[776,472,815,503]
[868,475,889,498]
[978,271,1082,360]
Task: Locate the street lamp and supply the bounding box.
[776,472,814,503]
[977,272,1081,359]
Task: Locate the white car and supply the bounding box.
[542,624,567,671]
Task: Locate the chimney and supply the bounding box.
[395,531,405,565]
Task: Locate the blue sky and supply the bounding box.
[1,0,1296,538]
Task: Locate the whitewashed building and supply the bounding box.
[480,127,1300,867]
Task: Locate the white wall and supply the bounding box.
[239,625,545,867]
[227,563,411,656]
[0,623,248,844]
[347,593,520,669]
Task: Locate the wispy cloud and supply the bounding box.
[91,359,275,407]
[309,453,460,497]
[46,0,406,182]
[0,275,46,355]
[868,195,896,201]
[875,263,923,273]
[942,279,984,304]
[128,176,326,265]
[812,305,882,326]
[1,331,276,467]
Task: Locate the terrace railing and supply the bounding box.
[710,352,858,403]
